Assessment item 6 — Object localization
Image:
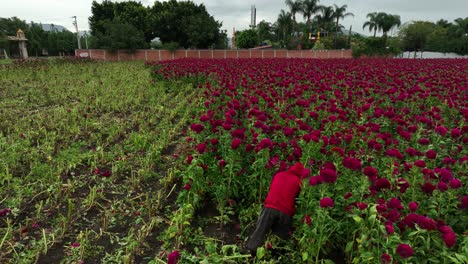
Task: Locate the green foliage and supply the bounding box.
[90,18,147,52]
[352,36,400,57]
[399,21,435,52]
[150,0,223,49]
[236,29,259,49]
[257,20,273,42]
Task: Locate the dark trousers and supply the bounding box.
[245,207,292,252]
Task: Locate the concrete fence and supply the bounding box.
[75,49,352,61]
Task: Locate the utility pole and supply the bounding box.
[72,16,82,49]
[84,31,89,49]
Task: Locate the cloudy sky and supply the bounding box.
[1,0,466,36]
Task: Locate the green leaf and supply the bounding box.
[302,252,309,261]
[353,215,362,223]
[345,241,354,252]
[256,247,265,260]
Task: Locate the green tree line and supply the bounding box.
[0,17,77,57]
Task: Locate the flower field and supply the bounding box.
[0,58,466,264]
[150,58,468,263]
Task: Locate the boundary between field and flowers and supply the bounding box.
[74,49,352,61]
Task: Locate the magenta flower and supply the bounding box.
[0,208,11,217]
[186,155,193,165]
[381,253,392,264]
[396,244,414,258]
[319,169,337,183]
[425,150,437,159]
[231,138,241,150]
[320,197,334,208]
[190,123,204,133]
[414,160,426,168]
[342,157,362,171]
[168,250,181,264]
[418,138,430,145]
[408,202,418,212]
[363,166,378,181]
[450,128,461,138]
[449,178,462,189]
[437,181,448,192]
[197,143,206,154]
[71,242,81,248]
[309,176,323,186]
[385,224,394,234]
[442,232,457,247]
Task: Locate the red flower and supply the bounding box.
[0,208,11,217]
[168,250,181,264]
[218,160,227,168]
[421,182,436,195]
[302,215,312,226]
[385,224,394,234]
[187,155,193,165]
[320,197,334,208]
[319,169,337,183]
[231,138,241,149]
[418,138,430,145]
[183,183,191,190]
[414,160,426,168]
[342,157,362,171]
[344,192,352,199]
[396,244,414,258]
[450,128,461,138]
[442,232,457,247]
[387,198,404,210]
[449,178,462,189]
[309,176,323,186]
[437,181,448,192]
[425,150,437,159]
[408,202,418,212]
[381,253,392,264]
[435,125,448,136]
[190,124,204,133]
[210,138,219,145]
[197,143,207,154]
[363,166,378,181]
[461,196,468,209]
[71,242,81,248]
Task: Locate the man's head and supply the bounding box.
[288,162,310,179]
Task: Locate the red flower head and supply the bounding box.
[364,166,378,181]
[190,124,204,134]
[460,196,468,209]
[437,181,448,192]
[414,160,426,168]
[425,150,437,160]
[231,138,241,150]
[197,143,206,154]
[408,202,418,212]
[168,250,181,264]
[396,244,414,259]
[435,125,448,136]
[442,232,457,248]
[387,198,404,210]
[385,224,394,234]
[381,253,392,264]
[421,182,436,195]
[342,157,362,171]
[344,192,352,199]
[418,138,430,145]
[309,175,323,186]
[449,178,462,189]
[186,155,193,165]
[320,197,334,208]
[319,169,337,183]
[302,215,312,226]
[450,128,461,138]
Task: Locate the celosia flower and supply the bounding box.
[425,150,437,159]
[385,224,394,234]
[190,124,204,133]
[320,197,334,208]
[197,143,206,154]
[231,138,241,149]
[449,178,462,189]
[381,253,392,264]
[396,244,414,258]
[437,181,448,192]
[363,166,378,181]
[408,202,418,212]
[414,160,426,168]
[450,128,461,138]
[342,157,362,171]
[319,169,337,183]
[168,250,181,264]
[309,176,323,186]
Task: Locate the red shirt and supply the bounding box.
[264,164,304,216]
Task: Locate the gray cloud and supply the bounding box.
[1,0,466,36]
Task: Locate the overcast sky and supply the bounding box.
[1,0,467,36]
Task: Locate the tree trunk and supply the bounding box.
[373,29,376,37]
[335,18,339,49]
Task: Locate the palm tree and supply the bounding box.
[314,5,334,33]
[377,13,401,41]
[301,0,321,30]
[363,12,380,37]
[454,17,468,35]
[333,4,354,48]
[276,9,293,48]
[285,0,303,33]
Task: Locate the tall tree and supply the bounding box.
[236,29,259,49]
[150,0,222,48]
[399,21,435,57]
[333,4,354,48]
[314,6,335,33]
[301,0,320,30]
[257,20,273,42]
[285,0,303,33]
[377,13,401,41]
[275,10,293,48]
[363,12,380,37]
